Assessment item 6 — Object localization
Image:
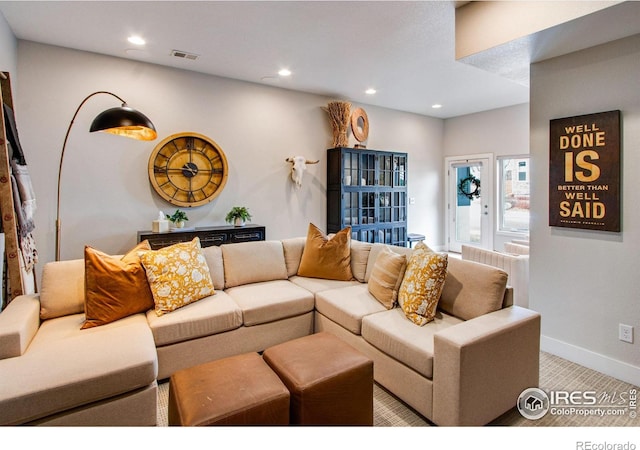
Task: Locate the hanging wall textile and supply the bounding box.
[3,104,38,270]
[1,72,37,303]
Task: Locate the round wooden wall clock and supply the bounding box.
[148,132,229,207]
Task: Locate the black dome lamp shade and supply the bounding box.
[90,104,157,141]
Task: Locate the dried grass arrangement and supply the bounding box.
[324,101,351,148]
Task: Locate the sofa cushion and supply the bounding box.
[201,245,226,290]
[222,241,288,288]
[145,291,243,347]
[439,257,508,321]
[289,275,360,294]
[398,242,448,326]
[367,246,407,309]
[350,240,372,282]
[139,238,215,316]
[361,308,463,379]
[225,280,314,326]
[365,244,412,282]
[297,223,353,281]
[0,313,157,425]
[282,237,306,277]
[39,258,85,320]
[82,241,155,329]
[315,284,387,335]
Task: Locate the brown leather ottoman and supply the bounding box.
[263,332,373,425]
[168,352,290,426]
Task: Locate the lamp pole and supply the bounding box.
[55,91,156,261]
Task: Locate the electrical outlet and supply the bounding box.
[619,324,634,344]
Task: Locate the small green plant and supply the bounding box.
[225,206,252,224]
[166,209,189,224]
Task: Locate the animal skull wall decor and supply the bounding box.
[286,156,319,187]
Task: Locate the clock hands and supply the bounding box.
[156,166,222,175]
[181,162,199,178]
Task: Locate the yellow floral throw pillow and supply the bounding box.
[398,241,448,326]
[139,238,215,316]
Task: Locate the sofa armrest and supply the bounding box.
[0,295,41,360]
[432,306,540,426]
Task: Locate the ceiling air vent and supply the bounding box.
[170,50,199,60]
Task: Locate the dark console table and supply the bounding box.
[137,224,266,250]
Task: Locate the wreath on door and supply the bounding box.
[458,174,481,200]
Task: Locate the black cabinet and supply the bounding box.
[327,147,407,246]
[137,225,266,250]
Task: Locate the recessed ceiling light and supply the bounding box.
[432,104,443,109]
[278,68,292,77]
[365,88,377,95]
[127,35,146,46]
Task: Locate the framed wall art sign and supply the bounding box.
[549,110,621,232]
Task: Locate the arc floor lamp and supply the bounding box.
[55,91,157,261]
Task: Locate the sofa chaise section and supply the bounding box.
[0,296,157,425]
[315,244,540,426]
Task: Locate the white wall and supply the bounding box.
[0,13,16,307]
[443,103,530,250]
[530,34,640,385]
[14,41,444,282]
[0,11,17,79]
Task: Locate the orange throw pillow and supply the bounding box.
[82,240,155,329]
[297,223,353,281]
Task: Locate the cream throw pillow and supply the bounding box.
[367,247,407,309]
[139,238,215,316]
[297,223,353,281]
[398,242,448,326]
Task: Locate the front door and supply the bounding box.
[446,156,492,253]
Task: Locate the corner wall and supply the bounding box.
[15,41,444,281]
[0,11,17,78]
[530,34,640,385]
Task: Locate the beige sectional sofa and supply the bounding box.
[0,238,540,426]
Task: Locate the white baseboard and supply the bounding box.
[541,335,640,387]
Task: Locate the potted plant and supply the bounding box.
[225,206,252,227]
[166,209,189,229]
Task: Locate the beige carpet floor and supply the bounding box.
[157,351,639,427]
